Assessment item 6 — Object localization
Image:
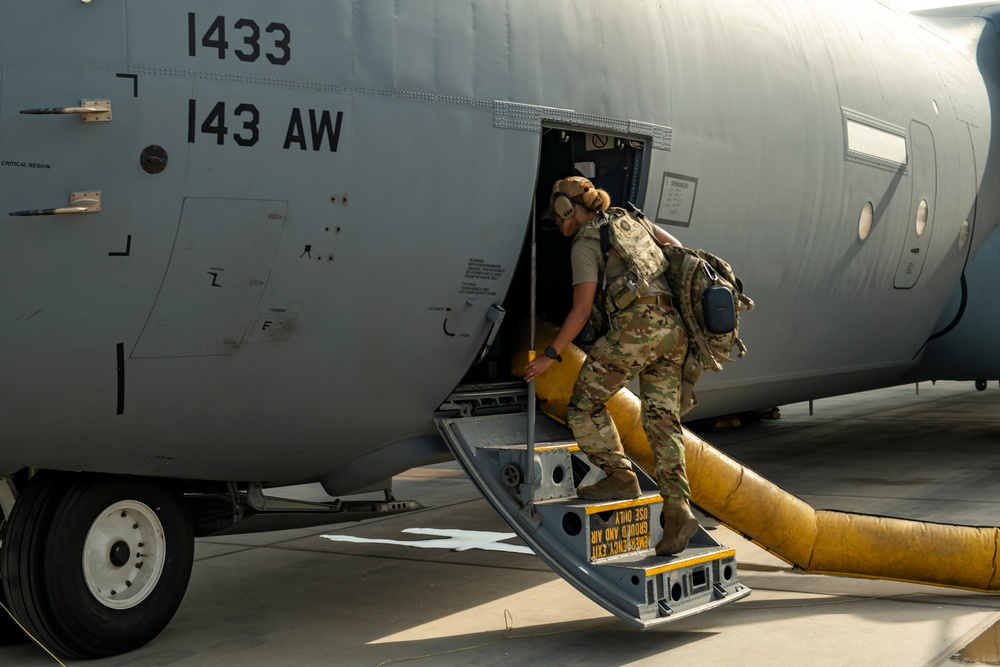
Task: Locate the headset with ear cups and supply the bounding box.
[552,182,592,220]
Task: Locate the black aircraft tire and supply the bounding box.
[0,579,27,645]
[0,491,28,645]
[1,470,77,650]
[1,472,194,660]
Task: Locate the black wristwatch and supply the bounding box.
[544,346,562,363]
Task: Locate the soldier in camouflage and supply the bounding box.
[522,176,700,556]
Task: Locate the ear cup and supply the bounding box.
[553,194,575,219]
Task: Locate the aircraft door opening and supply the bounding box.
[894,121,937,288]
[459,127,646,386]
[527,128,646,337]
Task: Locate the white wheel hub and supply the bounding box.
[83,500,166,610]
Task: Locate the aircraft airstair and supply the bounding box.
[436,411,749,627]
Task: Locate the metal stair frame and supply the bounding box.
[437,412,749,628]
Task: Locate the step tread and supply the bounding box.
[595,546,737,574]
[476,440,578,452]
[536,493,663,513]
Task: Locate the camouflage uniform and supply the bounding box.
[567,299,690,502]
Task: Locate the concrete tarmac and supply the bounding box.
[4,380,1000,666]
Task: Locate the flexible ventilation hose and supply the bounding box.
[512,321,1000,591]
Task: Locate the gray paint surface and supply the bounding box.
[0,0,998,486]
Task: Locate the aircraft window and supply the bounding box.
[846,119,907,165]
[858,201,874,241]
[915,200,928,236]
[959,219,971,251]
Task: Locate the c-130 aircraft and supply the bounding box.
[2,0,1000,659]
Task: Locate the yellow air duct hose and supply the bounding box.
[512,321,1000,592]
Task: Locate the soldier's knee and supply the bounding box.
[570,398,596,422]
[568,392,595,413]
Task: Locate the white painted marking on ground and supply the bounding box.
[320,527,534,555]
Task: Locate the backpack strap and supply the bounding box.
[599,222,611,264]
[596,220,610,301]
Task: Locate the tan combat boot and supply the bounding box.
[655,499,700,556]
[577,468,641,501]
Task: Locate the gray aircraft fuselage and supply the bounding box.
[1,0,998,490]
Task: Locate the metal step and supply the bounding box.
[437,412,750,627]
[535,495,666,562]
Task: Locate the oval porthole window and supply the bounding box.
[959,219,971,251]
[915,200,928,236]
[858,201,874,241]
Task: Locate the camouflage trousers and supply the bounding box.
[567,300,690,501]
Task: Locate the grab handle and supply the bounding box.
[10,191,101,216]
[20,100,111,122]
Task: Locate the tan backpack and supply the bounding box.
[661,244,754,414]
[575,206,670,322]
[577,206,754,414]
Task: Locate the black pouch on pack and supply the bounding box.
[703,285,737,334]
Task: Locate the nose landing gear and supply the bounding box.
[0,471,193,659]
